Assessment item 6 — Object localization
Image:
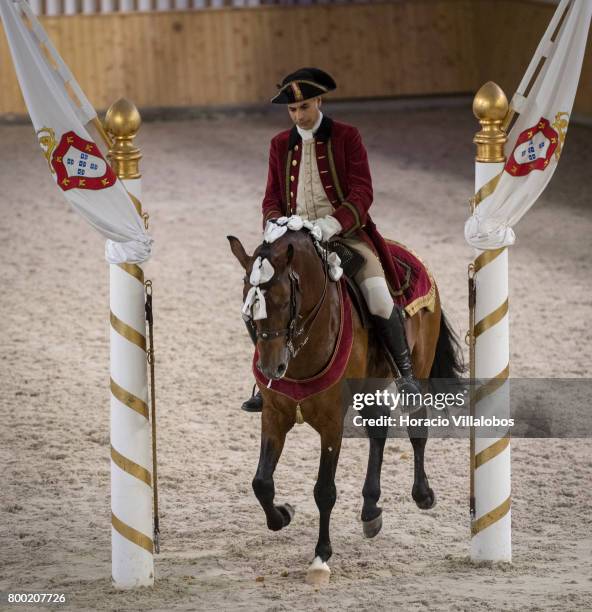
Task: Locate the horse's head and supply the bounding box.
[228,228,323,380]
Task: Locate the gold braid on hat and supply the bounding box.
[277,79,330,95]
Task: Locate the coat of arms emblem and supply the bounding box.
[48,130,116,192]
[504,116,565,177]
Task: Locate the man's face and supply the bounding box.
[287,97,321,130]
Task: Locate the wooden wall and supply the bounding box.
[0,1,479,114]
[474,0,592,118]
[0,0,590,117]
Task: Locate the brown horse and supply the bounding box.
[228,226,463,585]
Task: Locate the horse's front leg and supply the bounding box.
[361,434,386,537]
[407,406,436,509]
[252,408,295,531]
[306,427,342,586]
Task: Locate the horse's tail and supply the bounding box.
[429,310,465,383]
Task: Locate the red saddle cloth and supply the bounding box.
[386,239,436,317]
[253,280,354,402]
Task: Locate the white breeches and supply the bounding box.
[358,276,394,319]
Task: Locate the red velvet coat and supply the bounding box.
[262,115,403,294]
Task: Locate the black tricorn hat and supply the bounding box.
[271,67,337,104]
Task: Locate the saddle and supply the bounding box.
[328,241,372,329]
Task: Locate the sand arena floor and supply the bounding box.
[1,103,591,611]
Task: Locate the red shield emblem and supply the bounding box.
[505,117,559,177]
[50,131,117,192]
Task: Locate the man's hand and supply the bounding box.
[314,215,342,242]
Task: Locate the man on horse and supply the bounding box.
[242,67,422,412]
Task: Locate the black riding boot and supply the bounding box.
[242,320,263,413]
[372,307,422,398]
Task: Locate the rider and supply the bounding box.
[242,67,421,412]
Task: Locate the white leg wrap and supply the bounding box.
[359,276,394,319]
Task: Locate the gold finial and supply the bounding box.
[104,98,142,182]
[473,82,509,163]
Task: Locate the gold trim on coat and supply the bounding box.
[326,138,345,202]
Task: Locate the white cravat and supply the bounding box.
[297,111,323,142]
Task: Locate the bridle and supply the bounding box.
[255,237,329,358]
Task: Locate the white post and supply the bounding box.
[45,0,61,16]
[82,0,97,14]
[137,0,152,11]
[104,99,155,588]
[156,0,170,10]
[470,82,512,563]
[29,0,43,15]
[174,0,190,9]
[64,0,77,14]
[100,0,114,13]
[119,0,134,12]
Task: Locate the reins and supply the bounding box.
[256,234,330,358]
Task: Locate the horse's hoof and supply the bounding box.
[415,489,437,510]
[277,503,295,526]
[305,556,331,587]
[362,513,383,538]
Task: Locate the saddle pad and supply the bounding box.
[386,239,436,317]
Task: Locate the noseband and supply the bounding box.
[256,241,329,358]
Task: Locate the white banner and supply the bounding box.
[465,0,592,250]
[0,0,152,263]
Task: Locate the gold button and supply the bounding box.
[292,159,297,166]
[290,175,295,182]
[290,191,294,197]
[294,145,299,151]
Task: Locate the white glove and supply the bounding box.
[314,215,342,242]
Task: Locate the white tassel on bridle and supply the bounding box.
[242,256,275,321]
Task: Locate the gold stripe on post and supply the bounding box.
[471,496,511,536]
[110,311,146,351]
[118,263,144,283]
[110,378,149,419]
[472,363,510,404]
[474,299,509,338]
[475,435,510,469]
[474,247,505,273]
[111,512,153,553]
[473,172,502,208]
[111,445,152,486]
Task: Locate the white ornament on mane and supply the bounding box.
[263,215,343,282]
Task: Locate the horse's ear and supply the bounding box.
[227,235,250,271]
[286,243,294,266]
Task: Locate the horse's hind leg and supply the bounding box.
[252,409,295,531]
[408,410,436,510]
[407,308,439,510]
[361,423,387,538]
